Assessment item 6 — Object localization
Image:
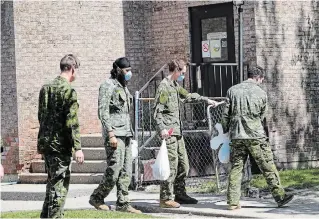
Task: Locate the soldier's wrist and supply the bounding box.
[108,130,114,137]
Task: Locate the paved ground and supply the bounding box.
[1,183,319,218]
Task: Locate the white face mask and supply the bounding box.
[124,71,132,81]
[177,74,185,82]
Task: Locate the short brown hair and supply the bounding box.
[248,66,265,79]
[168,59,186,72]
[60,54,80,72]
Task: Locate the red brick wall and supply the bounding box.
[122,1,146,91]
[1,1,20,174]
[1,1,128,172]
[255,0,319,168]
[141,1,256,79]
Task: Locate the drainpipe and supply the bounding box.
[233,1,245,82]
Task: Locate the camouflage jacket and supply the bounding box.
[37,76,81,155]
[98,78,133,138]
[153,77,209,136]
[221,80,267,139]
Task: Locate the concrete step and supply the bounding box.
[81,134,103,147]
[82,147,106,160]
[31,160,107,173]
[19,173,103,184]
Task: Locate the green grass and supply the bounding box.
[0,210,156,218]
[188,169,319,194]
[251,168,319,189]
[187,181,220,194]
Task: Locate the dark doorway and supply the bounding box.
[189,3,236,97]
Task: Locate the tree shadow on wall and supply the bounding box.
[258,1,319,171]
[1,0,19,173]
[295,0,319,169]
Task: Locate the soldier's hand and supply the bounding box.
[75,150,84,164]
[109,136,118,148]
[207,99,225,108]
[161,129,169,139]
[207,99,217,107]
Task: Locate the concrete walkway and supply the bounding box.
[1,183,319,218]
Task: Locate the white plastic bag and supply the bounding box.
[131,140,138,160]
[151,139,170,180]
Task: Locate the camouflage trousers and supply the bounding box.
[160,136,189,200]
[90,137,132,208]
[227,139,285,205]
[41,153,72,218]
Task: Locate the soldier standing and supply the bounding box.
[38,54,84,218]
[221,66,294,210]
[89,57,141,214]
[153,60,221,208]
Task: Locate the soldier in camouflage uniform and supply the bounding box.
[38,54,84,218]
[154,60,220,208]
[89,57,141,214]
[221,66,294,210]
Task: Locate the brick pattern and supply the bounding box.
[141,1,256,77]
[1,1,20,173]
[255,1,319,168]
[237,2,257,67]
[5,0,127,171]
[122,1,146,92]
[1,137,20,174]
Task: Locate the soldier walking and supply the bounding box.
[38,54,85,218]
[153,59,221,208]
[89,57,141,214]
[221,66,294,210]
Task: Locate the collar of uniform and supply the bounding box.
[243,79,263,88]
[112,78,124,88]
[243,79,257,84]
[57,76,70,84]
[165,76,177,88]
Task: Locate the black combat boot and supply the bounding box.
[174,194,198,204]
[277,194,294,207]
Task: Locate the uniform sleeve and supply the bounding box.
[153,84,167,132]
[38,86,48,123]
[65,88,81,151]
[221,90,231,133]
[37,86,48,153]
[177,86,209,103]
[98,82,114,133]
[260,93,268,121]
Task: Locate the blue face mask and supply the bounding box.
[125,71,132,81]
[177,74,185,82]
